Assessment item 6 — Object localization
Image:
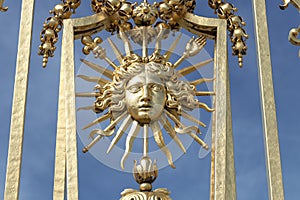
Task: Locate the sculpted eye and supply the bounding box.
[151,84,163,92]
[127,85,142,93]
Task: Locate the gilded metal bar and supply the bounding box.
[4,0,35,199]
[62,19,79,200]
[252,0,285,199]
[212,19,236,200]
[53,29,67,200]
[178,13,236,199]
[225,63,236,199]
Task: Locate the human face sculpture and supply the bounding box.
[125,69,166,125]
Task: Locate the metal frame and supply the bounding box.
[54,12,235,200]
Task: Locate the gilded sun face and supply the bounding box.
[125,69,166,125]
[77,33,214,169]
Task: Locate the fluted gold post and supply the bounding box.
[4,0,35,199]
[211,18,236,200]
[53,34,67,200]
[63,19,79,200]
[53,19,78,200]
[253,0,285,199]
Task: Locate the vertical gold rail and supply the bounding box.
[53,38,67,200]
[4,0,35,199]
[53,18,78,200]
[252,0,285,199]
[211,19,236,200]
[62,19,79,200]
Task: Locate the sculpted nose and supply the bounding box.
[141,85,151,102]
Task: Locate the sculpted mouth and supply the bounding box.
[139,104,152,110]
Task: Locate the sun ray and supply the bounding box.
[195,91,215,96]
[75,92,100,97]
[165,111,209,150]
[142,26,148,58]
[177,58,213,77]
[164,33,182,61]
[198,102,214,112]
[89,128,115,139]
[190,77,215,86]
[83,112,128,153]
[154,25,164,55]
[181,110,206,128]
[107,115,132,153]
[103,57,118,70]
[82,112,111,130]
[82,129,114,153]
[77,74,109,85]
[119,28,133,57]
[80,58,113,80]
[173,36,207,68]
[159,115,186,153]
[143,124,149,156]
[165,111,203,134]
[150,121,175,169]
[107,38,124,63]
[164,110,184,128]
[77,105,94,111]
[120,120,141,169]
[176,129,209,150]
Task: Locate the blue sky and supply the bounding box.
[0,0,299,199]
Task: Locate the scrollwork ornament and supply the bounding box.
[38,0,81,67]
[208,0,248,67]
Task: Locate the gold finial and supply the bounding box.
[120,157,171,200]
